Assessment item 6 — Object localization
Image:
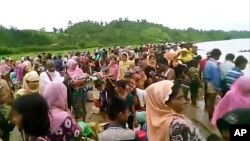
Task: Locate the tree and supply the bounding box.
[58,28,64,33]
[39,27,46,32]
[53,27,57,34]
[68,21,73,27]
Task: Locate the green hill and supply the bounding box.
[0,19,249,55]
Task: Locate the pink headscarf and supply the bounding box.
[146,80,190,141]
[211,76,250,126]
[67,59,84,80]
[0,60,11,75]
[43,81,70,133]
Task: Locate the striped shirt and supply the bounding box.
[225,67,244,89]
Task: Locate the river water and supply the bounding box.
[197,39,250,76]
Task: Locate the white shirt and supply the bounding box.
[136,88,146,107]
[219,60,235,80]
[39,71,64,93]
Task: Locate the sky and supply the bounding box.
[0,0,249,31]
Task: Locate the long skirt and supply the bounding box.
[71,88,87,120]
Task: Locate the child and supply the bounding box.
[94,80,108,121]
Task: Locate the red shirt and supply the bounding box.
[199,58,209,72]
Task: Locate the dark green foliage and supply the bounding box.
[0,19,249,55]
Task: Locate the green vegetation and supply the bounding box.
[0,18,249,56]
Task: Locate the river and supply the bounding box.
[197,39,250,76]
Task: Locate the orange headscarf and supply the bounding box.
[145,80,188,141]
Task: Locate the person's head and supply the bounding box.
[225,53,235,62]
[94,80,105,91]
[165,81,185,113]
[46,59,56,72]
[109,56,117,65]
[43,82,68,111]
[67,59,78,71]
[180,48,188,57]
[134,58,142,66]
[12,94,50,137]
[217,108,250,141]
[114,80,128,95]
[175,64,186,78]
[106,96,129,125]
[46,53,52,60]
[146,80,185,115]
[142,53,148,60]
[148,55,156,64]
[210,48,222,60]
[234,55,248,70]
[121,52,128,62]
[23,71,40,91]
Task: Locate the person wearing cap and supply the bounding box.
[204,48,222,120]
[114,80,135,130]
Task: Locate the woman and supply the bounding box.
[14,71,40,99]
[117,52,131,80]
[43,81,81,141]
[67,59,87,121]
[144,55,157,87]
[11,94,50,141]
[146,80,204,141]
[0,60,11,83]
[211,76,250,127]
[106,56,118,80]
[23,60,32,75]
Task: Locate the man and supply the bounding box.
[219,54,235,80]
[114,80,135,130]
[219,54,235,96]
[99,96,138,141]
[204,48,222,120]
[225,55,248,90]
[39,59,64,93]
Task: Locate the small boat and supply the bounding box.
[238,49,250,52]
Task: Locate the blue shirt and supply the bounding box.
[226,67,243,89]
[204,58,221,91]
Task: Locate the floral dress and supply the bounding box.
[169,117,204,141]
[49,116,81,141]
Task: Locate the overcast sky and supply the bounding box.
[0,0,249,31]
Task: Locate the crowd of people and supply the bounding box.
[0,43,249,141]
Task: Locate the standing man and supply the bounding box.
[204,48,222,120]
[40,59,64,93]
[219,54,235,96]
[225,55,248,90]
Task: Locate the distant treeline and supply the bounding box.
[0,18,249,54]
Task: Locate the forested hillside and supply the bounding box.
[0,19,249,54]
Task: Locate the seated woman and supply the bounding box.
[43,81,81,141]
[11,94,50,141]
[146,80,204,141]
